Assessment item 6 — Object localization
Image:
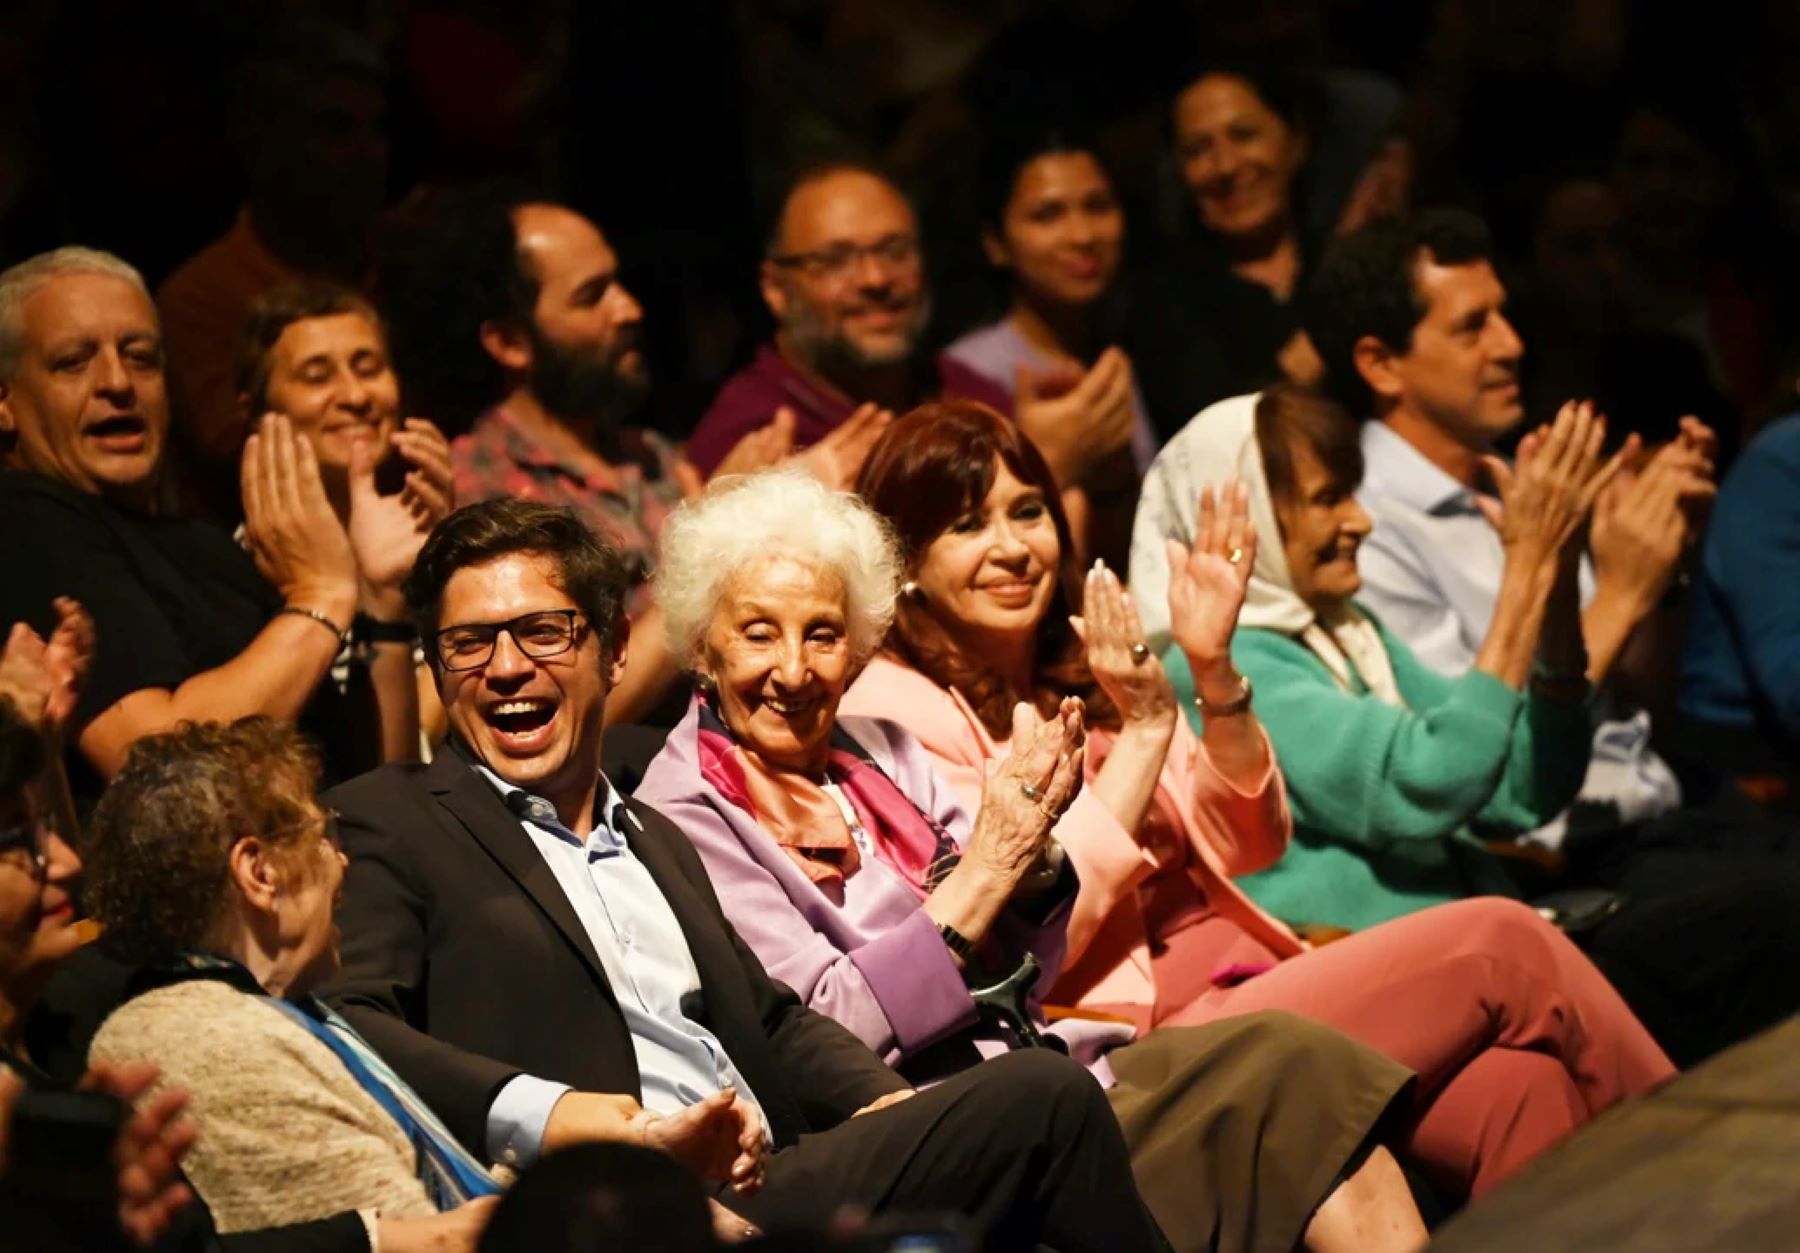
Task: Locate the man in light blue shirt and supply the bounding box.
[1305,210,1713,845]
[479,763,772,1158]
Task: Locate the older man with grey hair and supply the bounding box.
[0,246,392,804]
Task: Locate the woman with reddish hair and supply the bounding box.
[842,399,1673,1203]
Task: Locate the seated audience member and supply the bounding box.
[86,719,499,1250]
[846,402,1672,1201]
[635,469,1427,1252]
[234,280,456,755]
[1147,385,1601,930]
[1124,61,1333,439]
[159,18,390,524]
[1181,0,1408,245]
[943,127,1151,567]
[1284,209,1712,846]
[320,498,1163,1250]
[0,248,422,804]
[1144,384,1800,1065]
[1681,409,1800,789]
[686,162,1134,499]
[378,185,850,724]
[477,1142,717,1253]
[0,613,195,1250]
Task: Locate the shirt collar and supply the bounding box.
[472,760,627,852]
[1359,420,1482,516]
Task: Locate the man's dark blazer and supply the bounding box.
[321,749,908,1158]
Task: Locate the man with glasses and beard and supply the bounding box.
[686,163,1007,479]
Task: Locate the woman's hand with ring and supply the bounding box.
[968,699,1085,886]
[1071,560,1177,735]
[1166,481,1257,670]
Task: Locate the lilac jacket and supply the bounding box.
[635,699,1129,1074]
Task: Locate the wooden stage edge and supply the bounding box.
[1431,1014,1800,1250]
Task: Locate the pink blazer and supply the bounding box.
[840,655,1307,1011]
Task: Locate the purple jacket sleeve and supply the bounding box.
[650,789,979,1062]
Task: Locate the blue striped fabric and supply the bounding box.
[262,998,502,1209]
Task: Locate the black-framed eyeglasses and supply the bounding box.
[768,233,920,282]
[432,609,587,672]
[0,821,46,877]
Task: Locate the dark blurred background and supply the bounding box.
[4,0,1798,446]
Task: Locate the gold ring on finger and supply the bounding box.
[1227,546,1245,565]
[1129,642,1150,665]
[1020,782,1043,803]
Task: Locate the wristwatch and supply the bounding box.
[937,922,977,963]
[1195,674,1254,717]
[355,614,420,646]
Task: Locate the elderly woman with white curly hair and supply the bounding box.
[636,467,1430,1253]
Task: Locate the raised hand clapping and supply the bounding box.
[1165,481,1256,668]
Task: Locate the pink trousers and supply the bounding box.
[1160,898,1676,1199]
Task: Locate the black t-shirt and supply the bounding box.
[0,470,344,804]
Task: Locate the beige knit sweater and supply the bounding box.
[90,980,439,1233]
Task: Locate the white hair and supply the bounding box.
[656,466,901,669]
[0,247,154,379]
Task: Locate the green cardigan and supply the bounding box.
[1168,613,1593,930]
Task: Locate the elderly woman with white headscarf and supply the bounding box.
[635,467,1444,1253]
[1129,383,1603,931]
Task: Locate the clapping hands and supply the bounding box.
[1165,481,1257,668]
[1590,414,1717,619]
[1071,561,1176,733]
[1479,400,1624,571]
[346,419,456,596]
[1015,349,1137,485]
[968,699,1086,885]
[241,414,358,617]
[0,598,93,739]
[693,403,895,494]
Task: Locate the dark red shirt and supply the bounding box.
[686,343,1013,477]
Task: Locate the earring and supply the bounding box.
[901,580,921,600]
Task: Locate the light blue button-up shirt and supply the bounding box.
[1355,420,1679,843]
[481,768,768,1169]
